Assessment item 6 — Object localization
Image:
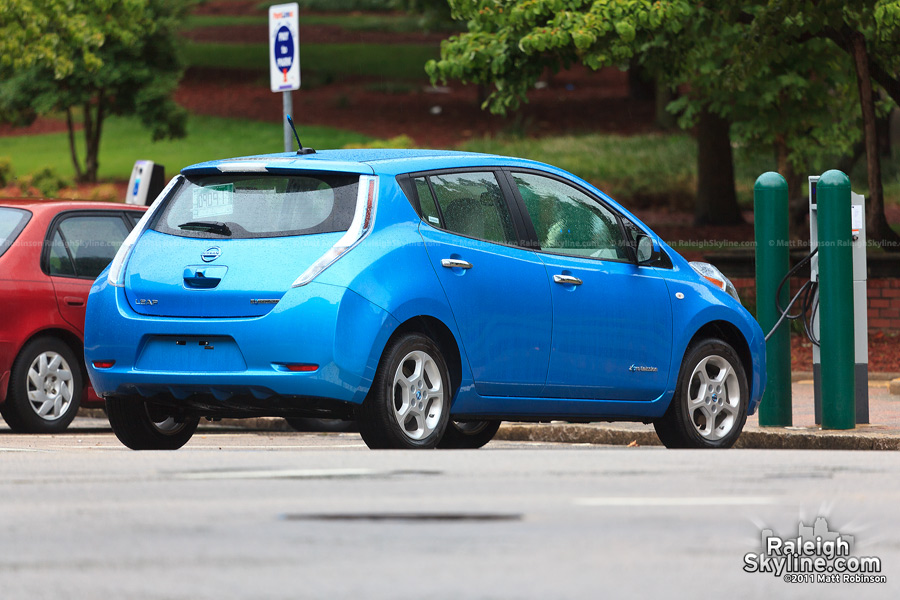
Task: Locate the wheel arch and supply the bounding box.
[3,328,86,404]
[686,320,754,397]
[383,315,463,398]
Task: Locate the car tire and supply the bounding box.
[106,397,199,450]
[358,333,451,450]
[284,417,358,433]
[654,338,748,449]
[438,420,501,449]
[1,337,82,433]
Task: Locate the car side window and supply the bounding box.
[126,211,142,228]
[513,172,628,260]
[55,215,130,279]
[428,172,516,245]
[413,177,442,227]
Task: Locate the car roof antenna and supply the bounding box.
[286,115,316,155]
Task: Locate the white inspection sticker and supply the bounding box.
[851,204,863,235]
[192,184,234,219]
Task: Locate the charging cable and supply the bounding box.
[764,248,819,344]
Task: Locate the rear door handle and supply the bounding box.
[441,259,473,270]
[64,296,85,306]
[553,274,583,286]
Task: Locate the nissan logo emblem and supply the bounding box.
[201,247,221,262]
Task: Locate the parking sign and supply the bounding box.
[269,3,300,92]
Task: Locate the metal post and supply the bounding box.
[816,170,855,430]
[754,172,792,426]
[282,90,293,152]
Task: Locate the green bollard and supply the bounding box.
[816,170,855,429]
[754,172,791,426]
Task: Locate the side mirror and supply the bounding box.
[634,234,659,264]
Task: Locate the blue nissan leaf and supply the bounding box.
[84,149,765,450]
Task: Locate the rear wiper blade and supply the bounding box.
[178,221,232,236]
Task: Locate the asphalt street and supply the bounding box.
[1,423,899,599]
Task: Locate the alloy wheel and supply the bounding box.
[687,355,741,441]
[26,351,74,421]
[391,350,444,441]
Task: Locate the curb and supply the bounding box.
[495,423,900,451]
[890,378,900,395]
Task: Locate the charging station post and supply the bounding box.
[816,170,855,429]
[754,173,792,426]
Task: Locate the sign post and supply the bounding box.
[269,3,301,152]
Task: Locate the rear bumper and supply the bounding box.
[84,277,398,412]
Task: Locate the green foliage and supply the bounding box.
[18,167,71,197]
[0,156,12,187]
[0,114,371,180]
[0,1,192,182]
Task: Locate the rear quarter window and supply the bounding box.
[152,173,360,239]
[0,207,31,259]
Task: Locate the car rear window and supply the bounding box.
[0,207,31,258]
[152,173,360,239]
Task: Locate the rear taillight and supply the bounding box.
[292,175,378,288]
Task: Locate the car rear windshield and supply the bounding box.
[151,173,360,239]
[0,207,31,258]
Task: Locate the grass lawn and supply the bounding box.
[0,114,371,182]
[462,133,900,211]
[182,42,439,80]
[463,134,773,209]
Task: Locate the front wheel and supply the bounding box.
[358,333,451,449]
[654,339,748,449]
[438,420,501,449]
[106,397,199,450]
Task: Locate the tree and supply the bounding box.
[427,1,898,247]
[0,0,189,183]
[736,0,900,250]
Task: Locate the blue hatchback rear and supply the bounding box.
[85,149,765,450]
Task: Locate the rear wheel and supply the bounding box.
[438,420,501,449]
[358,333,450,449]
[654,339,748,449]
[106,396,199,450]
[1,337,82,433]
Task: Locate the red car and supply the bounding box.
[0,199,146,432]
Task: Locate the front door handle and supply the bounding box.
[441,258,473,270]
[553,274,583,286]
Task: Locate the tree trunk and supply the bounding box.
[65,107,83,182]
[81,97,103,184]
[655,78,676,130]
[82,101,96,183]
[627,60,655,101]
[851,33,900,252]
[774,136,808,243]
[695,108,743,225]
